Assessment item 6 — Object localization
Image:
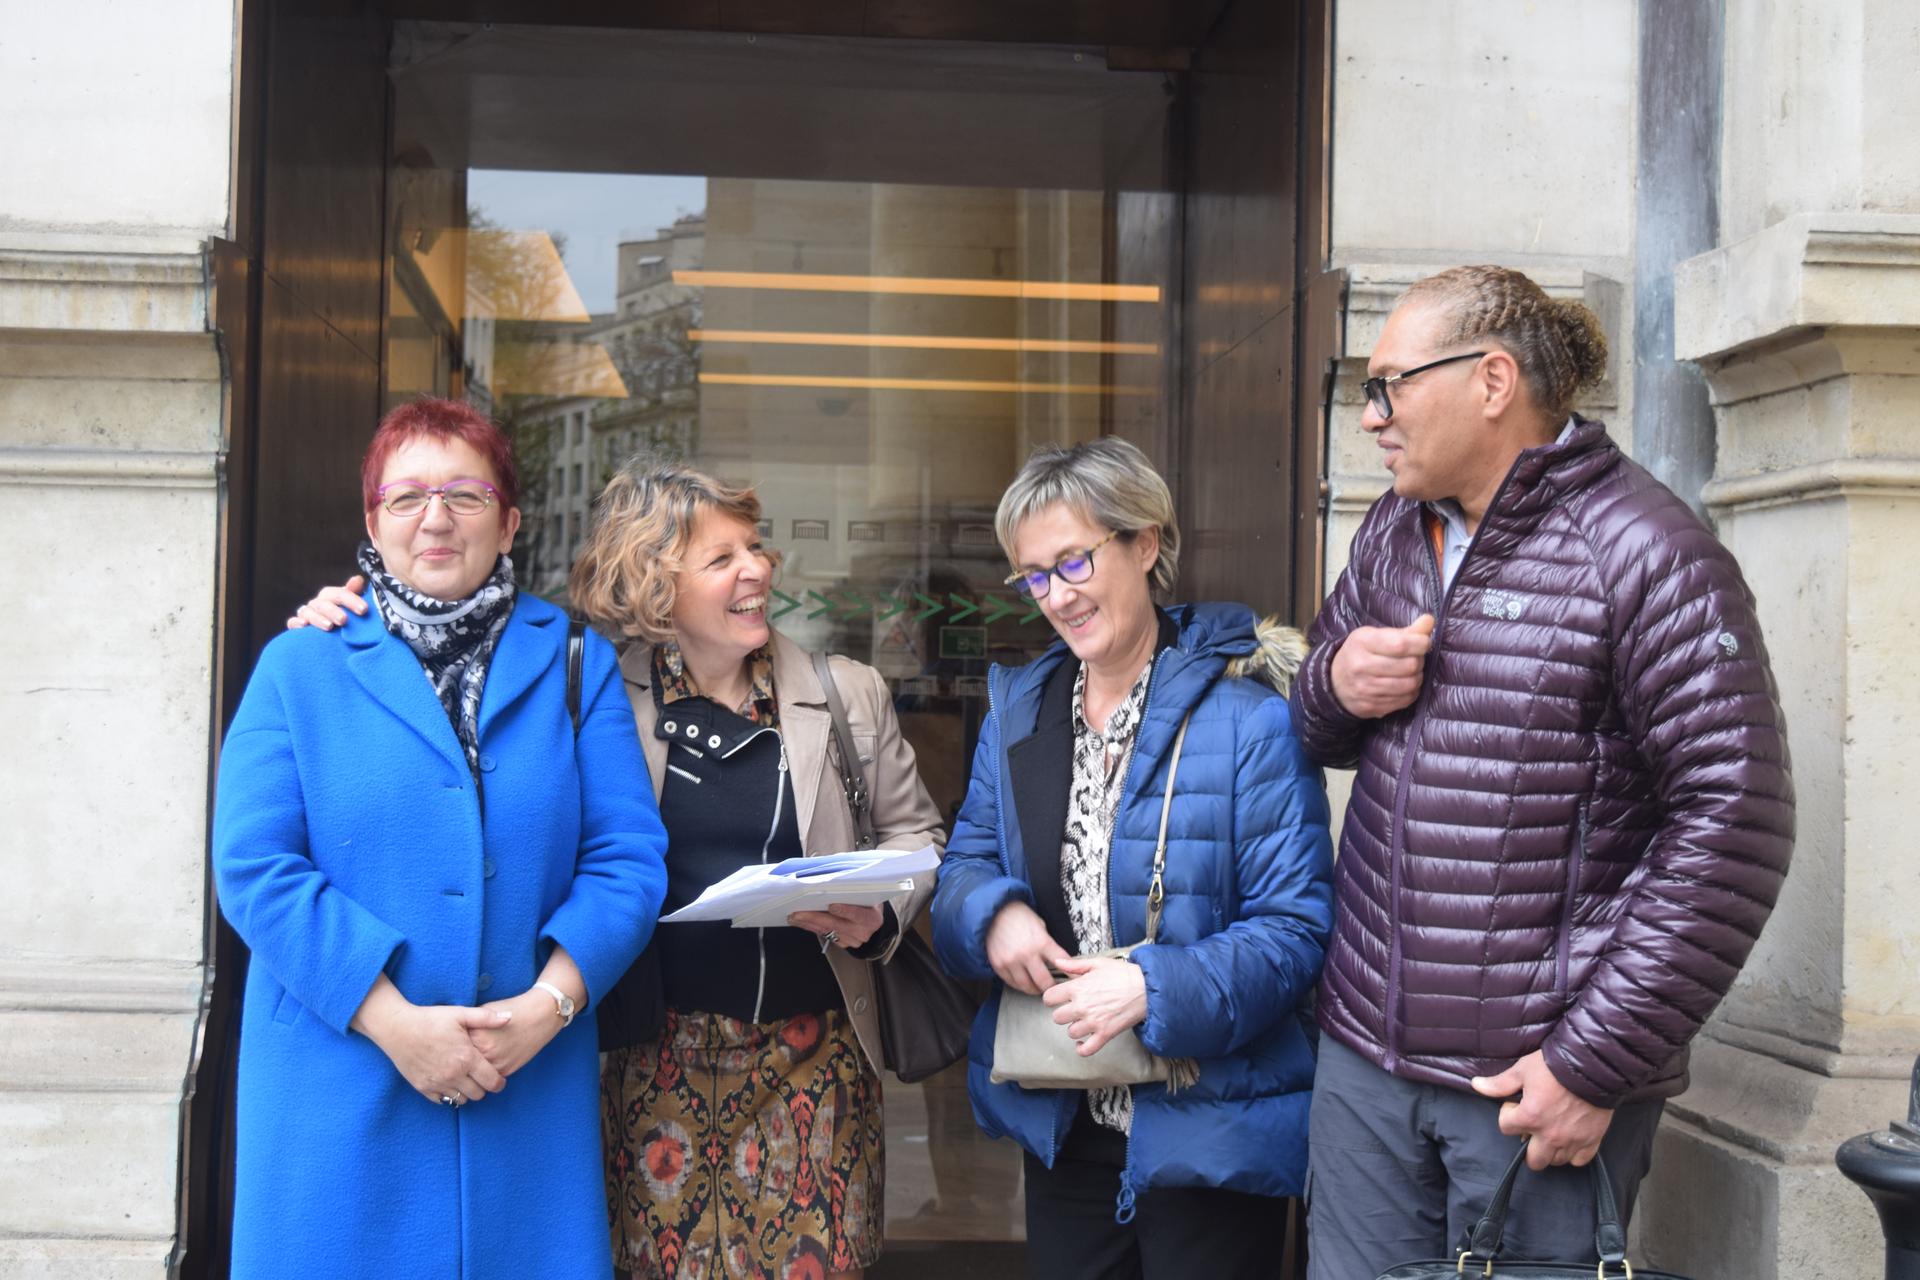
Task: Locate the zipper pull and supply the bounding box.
[778,741,789,772]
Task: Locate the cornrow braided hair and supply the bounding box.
[1403,265,1608,420]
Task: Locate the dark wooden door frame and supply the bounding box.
[1291,0,1344,628]
[182,5,1341,1273]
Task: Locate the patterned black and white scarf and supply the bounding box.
[357,540,516,782]
[1060,659,1154,1134]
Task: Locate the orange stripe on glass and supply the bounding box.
[673,270,1160,303]
[688,328,1160,356]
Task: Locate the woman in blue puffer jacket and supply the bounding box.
[931,437,1334,1280]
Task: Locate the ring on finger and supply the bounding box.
[439,1094,455,1107]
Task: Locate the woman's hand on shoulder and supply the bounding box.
[1043,955,1148,1055]
[985,900,1070,996]
[285,575,369,631]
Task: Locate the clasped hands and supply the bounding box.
[353,973,571,1108]
[986,901,1148,1056]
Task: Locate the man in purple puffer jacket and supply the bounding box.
[1294,265,1794,1276]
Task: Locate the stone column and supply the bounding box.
[1635,213,1920,1278]
[0,2,234,1274]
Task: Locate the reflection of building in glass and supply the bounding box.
[509,216,705,598]
[590,215,705,475]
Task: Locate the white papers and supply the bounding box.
[661,843,941,929]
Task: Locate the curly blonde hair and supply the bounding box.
[1401,265,1608,421]
[568,459,780,643]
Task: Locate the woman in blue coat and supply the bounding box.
[212,398,668,1279]
[930,437,1334,1280]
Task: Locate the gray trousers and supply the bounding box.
[1306,1036,1663,1280]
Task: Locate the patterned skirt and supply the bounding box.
[603,1006,885,1279]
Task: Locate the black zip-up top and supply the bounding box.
[651,689,843,1023]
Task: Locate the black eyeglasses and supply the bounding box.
[1003,530,1121,600]
[1361,351,1486,421]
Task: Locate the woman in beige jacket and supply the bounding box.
[571,460,945,1280]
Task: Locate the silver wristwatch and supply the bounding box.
[532,980,576,1028]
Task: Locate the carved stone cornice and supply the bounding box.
[0,448,219,490]
[1702,456,1920,514]
[0,249,209,335]
[0,959,205,1015]
[1675,212,1920,374]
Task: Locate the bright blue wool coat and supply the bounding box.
[212,590,668,1279]
[932,603,1334,1216]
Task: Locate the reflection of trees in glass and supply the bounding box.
[467,207,573,323]
[466,203,582,597]
[458,206,710,601]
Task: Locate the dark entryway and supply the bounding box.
[183,2,1326,1274]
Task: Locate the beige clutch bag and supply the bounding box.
[989,712,1198,1092]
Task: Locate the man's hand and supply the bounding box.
[985,901,1071,996]
[1044,955,1148,1055]
[1472,1050,1614,1171]
[1330,614,1436,718]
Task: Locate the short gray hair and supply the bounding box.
[995,437,1181,601]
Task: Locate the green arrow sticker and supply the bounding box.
[911,593,943,623]
[979,594,1018,626]
[771,589,803,621]
[806,590,837,619]
[838,592,873,618]
[947,594,979,623]
[1020,601,1045,625]
[875,595,908,622]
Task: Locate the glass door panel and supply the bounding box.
[384,28,1175,1244]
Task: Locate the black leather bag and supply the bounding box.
[1378,1140,1690,1279]
[873,930,978,1083]
[812,651,978,1083]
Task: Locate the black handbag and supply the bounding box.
[1378,1140,1690,1279]
[812,650,978,1083]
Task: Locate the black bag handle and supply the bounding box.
[566,616,586,736]
[1459,1139,1627,1272]
[811,650,876,850]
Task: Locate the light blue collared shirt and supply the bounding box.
[1426,418,1579,592]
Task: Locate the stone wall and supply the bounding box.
[1319,0,1636,861]
[1632,3,1920,1274]
[1314,3,1920,1276]
[0,1,235,1274]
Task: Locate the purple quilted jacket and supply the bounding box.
[1292,420,1793,1109]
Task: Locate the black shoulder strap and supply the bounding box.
[566,616,586,736]
[811,650,876,850]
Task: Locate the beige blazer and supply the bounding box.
[617,628,947,1073]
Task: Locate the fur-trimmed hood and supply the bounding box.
[1226,616,1309,696]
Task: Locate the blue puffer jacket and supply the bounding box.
[931,602,1334,1216]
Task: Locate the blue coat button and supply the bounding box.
[483,858,496,879]
[477,973,493,992]
[479,754,497,772]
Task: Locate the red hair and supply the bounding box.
[360,397,521,512]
